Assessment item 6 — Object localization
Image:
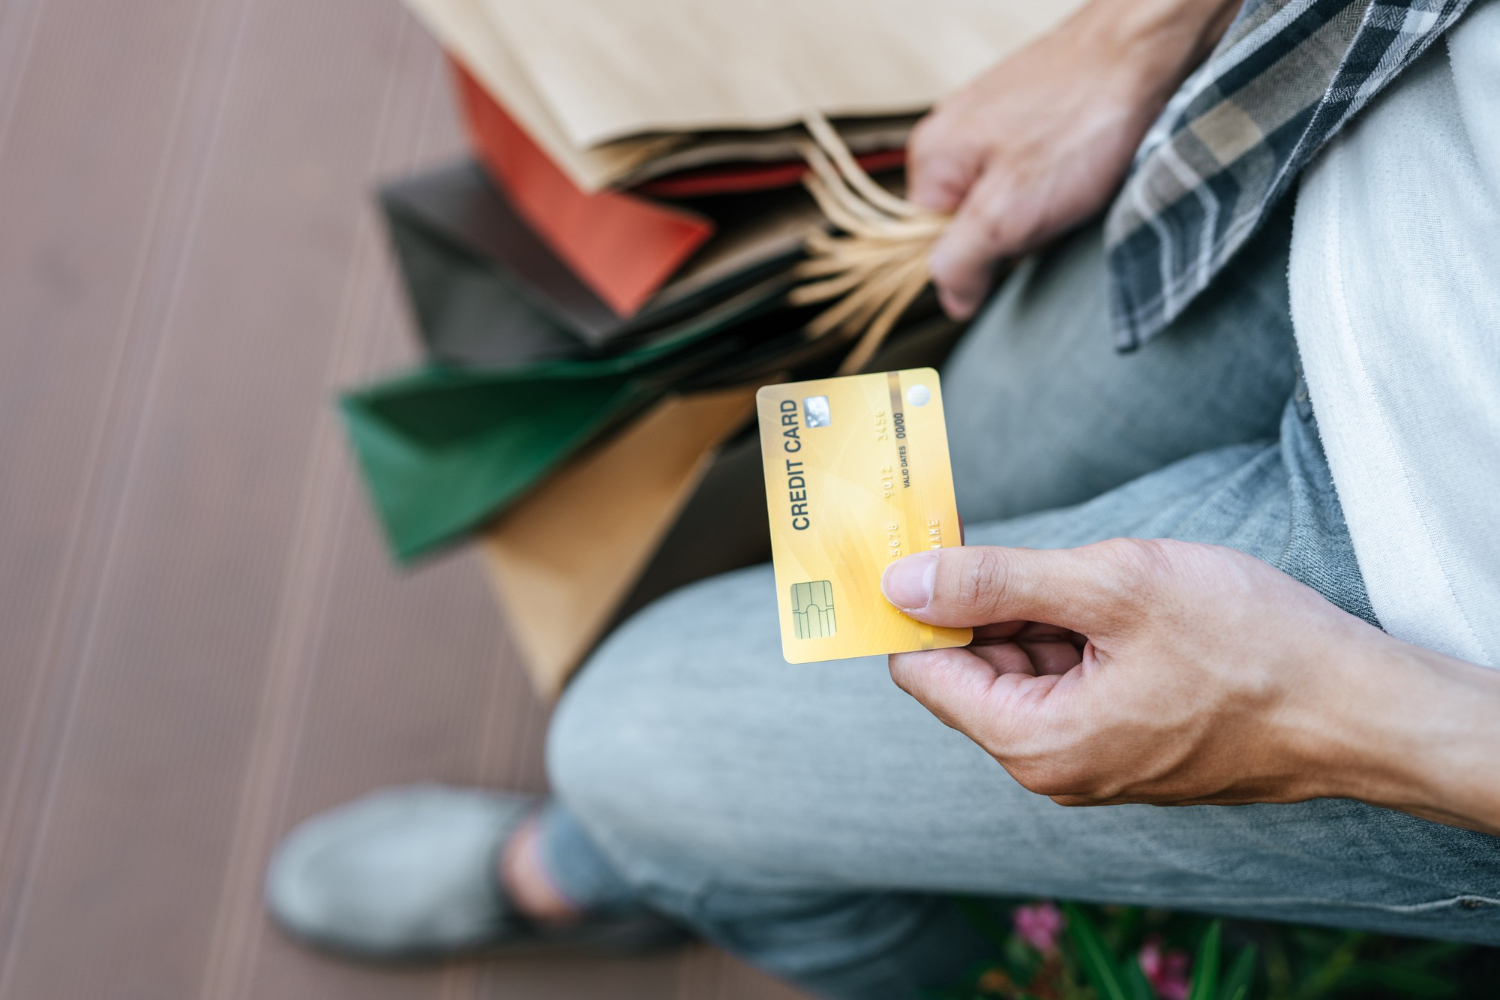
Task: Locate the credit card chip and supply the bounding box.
[791,580,836,639]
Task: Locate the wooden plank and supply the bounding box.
[196,11,474,1000]
[0,0,251,981]
[0,0,809,996]
[0,0,454,996]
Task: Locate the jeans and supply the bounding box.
[536,212,1500,999]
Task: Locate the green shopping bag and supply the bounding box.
[340,362,649,563]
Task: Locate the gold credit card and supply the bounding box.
[756,368,972,663]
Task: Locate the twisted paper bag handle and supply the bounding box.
[791,111,951,375]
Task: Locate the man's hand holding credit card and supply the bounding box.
[756,368,972,663]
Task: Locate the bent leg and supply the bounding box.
[548,402,1500,997]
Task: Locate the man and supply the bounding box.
[265,0,1500,996]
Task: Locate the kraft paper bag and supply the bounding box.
[402,0,675,191]
[404,0,1068,191]
[480,387,756,699]
[478,0,1087,148]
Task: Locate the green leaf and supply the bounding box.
[1062,903,1130,1000]
[1219,945,1257,1000]
[1123,953,1155,1000]
[1188,920,1223,1000]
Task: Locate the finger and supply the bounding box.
[906,116,982,214]
[971,621,1080,643]
[926,167,1021,319]
[888,646,1016,735]
[882,540,1159,634]
[891,646,1068,754]
[970,624,1085,676]
[966,640,1040,677]
[1015,636,1085,676]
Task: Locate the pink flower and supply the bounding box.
[1012,902,1064,954]
[1138,937,1192,1000]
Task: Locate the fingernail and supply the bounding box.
[882,551,938,611]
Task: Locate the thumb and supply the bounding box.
[882,541,1155,634]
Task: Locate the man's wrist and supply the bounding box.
[1075,0,1240,104]
[1321,633,1500,835]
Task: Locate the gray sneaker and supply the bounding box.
[265,785,687,960]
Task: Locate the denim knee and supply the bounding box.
[546,561,817,899]
[545,641,643,850]
[544,605,709,892]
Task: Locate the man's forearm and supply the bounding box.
[1327,636,1500,836]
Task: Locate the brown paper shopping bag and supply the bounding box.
[405,0,1083,191]
[402,0,677,191]
[480,387,757,699]
[479,0,1086,148]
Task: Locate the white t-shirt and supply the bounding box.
[1290,3,1500,667]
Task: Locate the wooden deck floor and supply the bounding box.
[0,1,802,997]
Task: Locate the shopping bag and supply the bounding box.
[381,166,588,367]
[340,363,649,562]
[480,387,757,698]
[404,0,1068,191]
[477,0,1085,148]
[475,311,970,698]
[380,158,813,357]
[342,284,818,560]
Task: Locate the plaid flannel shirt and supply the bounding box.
[1105,0,1477,350]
